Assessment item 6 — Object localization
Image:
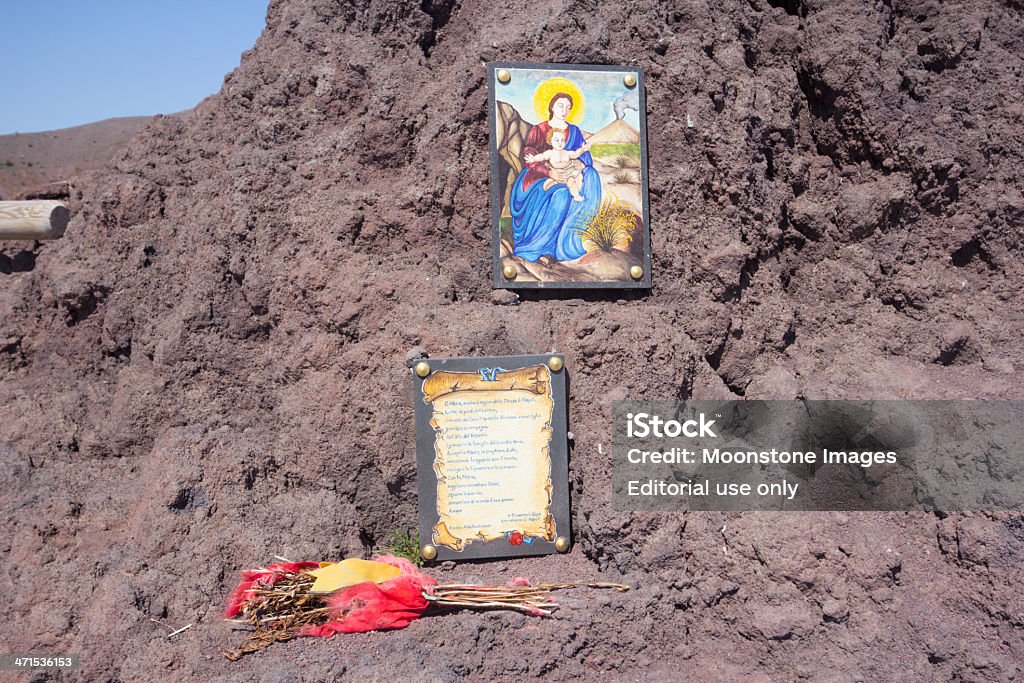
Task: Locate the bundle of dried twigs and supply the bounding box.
[427,581,630,616]
[223,567,630,660]
[223,569,330,660]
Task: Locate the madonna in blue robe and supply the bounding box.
[509,93,601,262]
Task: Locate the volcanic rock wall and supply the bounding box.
[1,0,1023,679]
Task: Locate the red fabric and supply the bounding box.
[225,556,556,639]
[299,554,439,637]
[521,121,553,191]
[224,561,320,618]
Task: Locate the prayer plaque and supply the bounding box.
[414,355,571,561]
[488,62,652,289]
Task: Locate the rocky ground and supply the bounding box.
[2,0,1023,680]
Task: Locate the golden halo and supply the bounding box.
[532,77,585,125]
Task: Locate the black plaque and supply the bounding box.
[489,62,652,289]
[414,355,571,561]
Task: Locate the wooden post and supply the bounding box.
[0,200,70,240]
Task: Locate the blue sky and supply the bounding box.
[0,1,268,134]
[498,67,641,133]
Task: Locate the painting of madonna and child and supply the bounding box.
[489,63,651,289]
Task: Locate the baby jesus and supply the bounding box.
[524,128,592,202]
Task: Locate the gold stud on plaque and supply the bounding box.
[421,545,438,561]
[623,73,637,88]
[502,264,518,280]
[547,356,564,372]
[554,536,570,553]
[414,361,431,378]
[630,265,644,280]
[497,69,511,84]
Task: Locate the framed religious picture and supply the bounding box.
[412,355,572,562]
[488,62,651,289]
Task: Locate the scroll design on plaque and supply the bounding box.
[423,365,556,551]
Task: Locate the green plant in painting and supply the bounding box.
[612,155,639,170]
[612,170,635,184]
[499,216,513,245]
[590,143,641,163]
[385,528,423,567]
[573,197,637,253]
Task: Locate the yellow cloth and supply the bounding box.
[308,559,401,594]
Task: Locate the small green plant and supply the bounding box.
[384,528,422,567]
[612,170,635,184]
[609,155,638,170]
[573,197,638,252]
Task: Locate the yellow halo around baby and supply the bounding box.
[532,77,585,125]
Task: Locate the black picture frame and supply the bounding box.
[414,354,571,562]
[488,61,652,290]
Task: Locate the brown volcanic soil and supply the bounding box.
[0,117,153,199]
[2,0,1024,680]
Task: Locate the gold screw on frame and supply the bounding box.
[414,361,431,378]
[554,537,570,553]
[497,69,511,84]
[623,74,637,88]
[547,356,564,372]
[421,545,438,561]
[630,265,644,280]
[502,264,518,280]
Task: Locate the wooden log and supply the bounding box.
[0,200,70,240]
